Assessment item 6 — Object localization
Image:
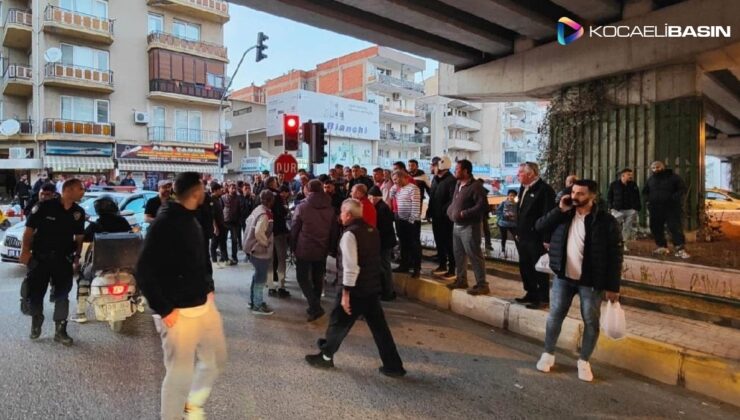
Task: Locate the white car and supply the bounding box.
[1,190,155,264]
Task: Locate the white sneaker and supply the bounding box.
[536,352,555,373]
[184,403,205,420]
[623,245,629,252]
[71,313,88,324]
[652,247,670,256]
[675,249,691,259]
[577,359,594,382]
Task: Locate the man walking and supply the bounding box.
[446,160,490,295]
[515,162,556,309]
[534,180,622,382]
[390,170,422,278]
[243,190,276,315]
[15,174,31,209]
[137,172,226,419]
[607,168,641,251]
[221,183,242,265]
[291,180,337,321]
[642,161,690,259]
[305,199,406,378]
[369,186,397,301]
[427,156,456,280]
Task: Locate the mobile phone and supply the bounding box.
[562,196,573,206]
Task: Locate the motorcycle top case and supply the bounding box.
[92,232,143,272]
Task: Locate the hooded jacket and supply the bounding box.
[136,202,213,317]
[290,191,337,261]
[243,204,273,259]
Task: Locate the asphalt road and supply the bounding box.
[0,246,737,419]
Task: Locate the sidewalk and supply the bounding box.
[392,251,740,407]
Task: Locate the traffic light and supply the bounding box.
[283,114,300,151]
[309,122,327,164]
[302,121,314,145]
[256,32,268,62]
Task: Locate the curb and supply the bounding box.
[392,273,740,408]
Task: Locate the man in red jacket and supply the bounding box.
[350,184,376,228]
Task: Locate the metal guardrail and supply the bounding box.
[42,118,115,137]
[380,130,425,144]
[5,8,32,27]
[368,73,424,94]
[149,79,224,101]
[44,5,114,35]
[147,31,227,59]
[4,63,32,80]
[45,62,114,86]
[148,126,221,144]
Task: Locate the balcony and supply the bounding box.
[44,63,114,93]
[504,102,527,115]
[447,138,482,152]
[3,9,32,49]
[0,119,33,137]
[3,64,33,96]
[443,114,481,131]
[366,73,424,98]
[378,104,425,124]
[42,118,115,138]
[147,31,228,62]
[147,0,230,24]
[148,126,221,144]
[379,130,425,145]
[43,5,114,44]
[505,117,539,134]
[149,79,225,107]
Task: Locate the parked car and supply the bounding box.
[1,190,156,264]
[705,188,740,211]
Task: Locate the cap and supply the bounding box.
[158,179,173,188]
[437,155,452,171]
[368,186,383,197]
[431,156,441,165]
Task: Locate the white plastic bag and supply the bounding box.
[602,301,627,340]
[535,253,554,275]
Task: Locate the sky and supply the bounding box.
[224,5,438,91]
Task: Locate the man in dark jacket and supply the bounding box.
[642,161,690,259]
[607,168,641,250]
[239,183,257,248]
[323,179,344,215]
[221,184,242,265]
[136,172,226,419]
[515,162,556,309]
[15,174,31,209]
[446,159,490,296]
[209,183,228,268]
[534,179,622,382]
[427,156,456,280]
[265,176,290,297]
[369,186,397,301]
[119,172,136,187]
[305,198,405,378]
[348,165,373,191]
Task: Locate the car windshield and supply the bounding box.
[79,195,125,217]
[728,191,740,200]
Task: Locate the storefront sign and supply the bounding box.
[46,141,113,157]
[116,144,218,163]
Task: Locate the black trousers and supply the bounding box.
[649,205,685,248]
[396,219,421,271]
[225,222,241,261]
[26,255,74,321]
[210,227,228,262]
[296,259,326,315]
[431,217,455,271]
[482,218,492,248]
[515,237,549,302]
[321,292,404,371]
[499,226,516,250]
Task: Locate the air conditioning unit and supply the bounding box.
[392,93,400,101]
[134,111,149,124]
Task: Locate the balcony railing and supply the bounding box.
[379,130,425,144]
[5,9,32,27]
[0,119,33,135]
[42,118,115,137]
[147,31,227,61]
[45,62,114,87]
[148,0,229,22]
[148,126,221,144]
[4,63,32,81]
[367,73,424,94]
[44,5,114,36]
[150,79,225,101]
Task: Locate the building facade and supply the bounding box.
[0,0,229,193]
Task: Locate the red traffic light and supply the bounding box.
[283,114,300,151]
[213,142,223,154]
[284,114,299,130]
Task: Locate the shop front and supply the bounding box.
[115,144,224,190]
[0,145,43,202]
[43,141,115,184]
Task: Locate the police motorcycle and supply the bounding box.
[75,197,146,332]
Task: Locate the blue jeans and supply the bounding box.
[544,277,601,361]
[250,257,271,308]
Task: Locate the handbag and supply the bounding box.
[535,253,554,275]
[602,301,627,340]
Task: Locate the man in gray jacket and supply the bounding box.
[290,180,338,322]
[446,159,490,295]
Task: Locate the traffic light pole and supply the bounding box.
[217,45,257,168]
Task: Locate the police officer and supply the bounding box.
[20,178,86,345]
[72,195,131,323]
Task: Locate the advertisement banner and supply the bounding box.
[46,141,113,157]
[116,144,218,163]
[267,90,380,140]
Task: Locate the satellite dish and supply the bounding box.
[45,47,63,63]
[0,119,21,136]
[224,120,233,130]
[422,127,429,134]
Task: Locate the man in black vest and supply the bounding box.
[515,162,556,309]
[305,199,406,377]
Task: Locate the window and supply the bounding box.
[61,96,109,123]
[175,110,202,142]
[248,142,261,149]
[61,0,108,19]
[173,19,200,41]
[122,197,146,213]
[274,139,283,147]
[504,151,519,166]
[61,44,109,71]
[207,73,224,88]
[151,106,166,141]
[148,14,163,34]
[706,192,727,201]
[233,107,252,116]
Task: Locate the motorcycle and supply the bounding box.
[85,232,146,332]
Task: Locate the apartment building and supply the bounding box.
[223,98,268,179]
[228,46,427,171]
[0,0,229,192]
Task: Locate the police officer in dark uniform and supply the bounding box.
[20,178,86,345]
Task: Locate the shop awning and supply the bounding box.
[117,160,224,174]
[0,159,43,170]
[44,155,114,172]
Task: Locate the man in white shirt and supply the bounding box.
[390,170,422,277]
